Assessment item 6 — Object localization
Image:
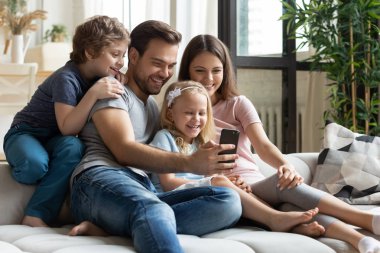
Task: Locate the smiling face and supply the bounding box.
[168,91,208,143]
[129,38,178,101]
[188,52,224,105]
[86,39,128,79]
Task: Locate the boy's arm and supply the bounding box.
[92,106,238,175]
[55,77,124,135]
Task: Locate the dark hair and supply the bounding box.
[129,20,182,56]
[70,15,130,64]
[178,34,239,100]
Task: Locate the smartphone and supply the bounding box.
[218,129,240,163]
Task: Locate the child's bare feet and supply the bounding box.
[269,207,319,232]
[291,221,325,237]
[22,216,48,227]
[68,221,108,236]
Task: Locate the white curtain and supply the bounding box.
[302,72,330,152]
[74,0,218,106]
[175,0,217,64]
[75,0,217,39]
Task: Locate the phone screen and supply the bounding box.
[218,129,240,163]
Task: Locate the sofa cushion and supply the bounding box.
[204,227,336,253]
[0,241,25,253]
[311,122,380,204]
[0,162,35,225]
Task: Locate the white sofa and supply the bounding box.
[1,153,379,253]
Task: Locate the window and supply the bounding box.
[219,0,298,153]
[219,0,328,153]
[237,0,283,57]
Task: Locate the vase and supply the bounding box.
[11,34,29,64]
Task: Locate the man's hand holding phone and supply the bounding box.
[188,140,238,175]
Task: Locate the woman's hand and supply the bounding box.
[228,175,252,193]
[277,164,304,190]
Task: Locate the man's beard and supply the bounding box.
[133,72,164,96]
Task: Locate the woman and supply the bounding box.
[178,34,380,253]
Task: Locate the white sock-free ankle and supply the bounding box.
[358,236,380,253]
[372,215,380,235]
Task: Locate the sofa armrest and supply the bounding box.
[0,162,35,225]
[288,152,319,178]
[253,152,319,185]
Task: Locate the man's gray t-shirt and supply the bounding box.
[71,85,159,185]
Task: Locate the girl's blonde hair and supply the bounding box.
[160,80,215,154]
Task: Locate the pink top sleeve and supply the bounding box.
[213,96,265,184]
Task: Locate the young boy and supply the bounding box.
[3,15,130,227]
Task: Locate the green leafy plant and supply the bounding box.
[1,0,27,15]
[43,24,68,42]
[281,0,380,135]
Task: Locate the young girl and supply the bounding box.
[177,34,380,253]
[3,15,129,227]
[150,80,321,233]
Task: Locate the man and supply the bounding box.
[69,20,242,253]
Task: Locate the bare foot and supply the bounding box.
[268,207,319,232]
[68,221,108,236]
[291,221,326,237]
[22,216,48,227]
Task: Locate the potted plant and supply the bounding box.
[43,24,68,42]
[0,0,47,63]
[0,0,47,35]
[281,0,380,135]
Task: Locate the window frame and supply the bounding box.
[218,0,301,153]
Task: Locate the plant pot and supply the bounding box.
[52,33,65,42]
[11,34,30,64]
[11,35,24,63]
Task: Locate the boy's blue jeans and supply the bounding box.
[71,167,242,253]
[4,123,84,224]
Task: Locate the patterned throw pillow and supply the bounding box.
[311,122,380,204]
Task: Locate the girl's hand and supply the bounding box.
[277,164,304,190]
[228,175,252,193]
[90,77,125,99]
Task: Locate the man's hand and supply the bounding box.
[186,141,238,175]
[277,164,304,190]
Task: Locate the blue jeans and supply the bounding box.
[71,167,242,253]
[4,123,84,224]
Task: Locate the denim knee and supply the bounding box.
[132,198,176,229]
[132,201,179,253]
[12,153,49,184]
[214,187,242,228]
[54,136,84,161]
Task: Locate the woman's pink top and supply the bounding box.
[213,95,265,184]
